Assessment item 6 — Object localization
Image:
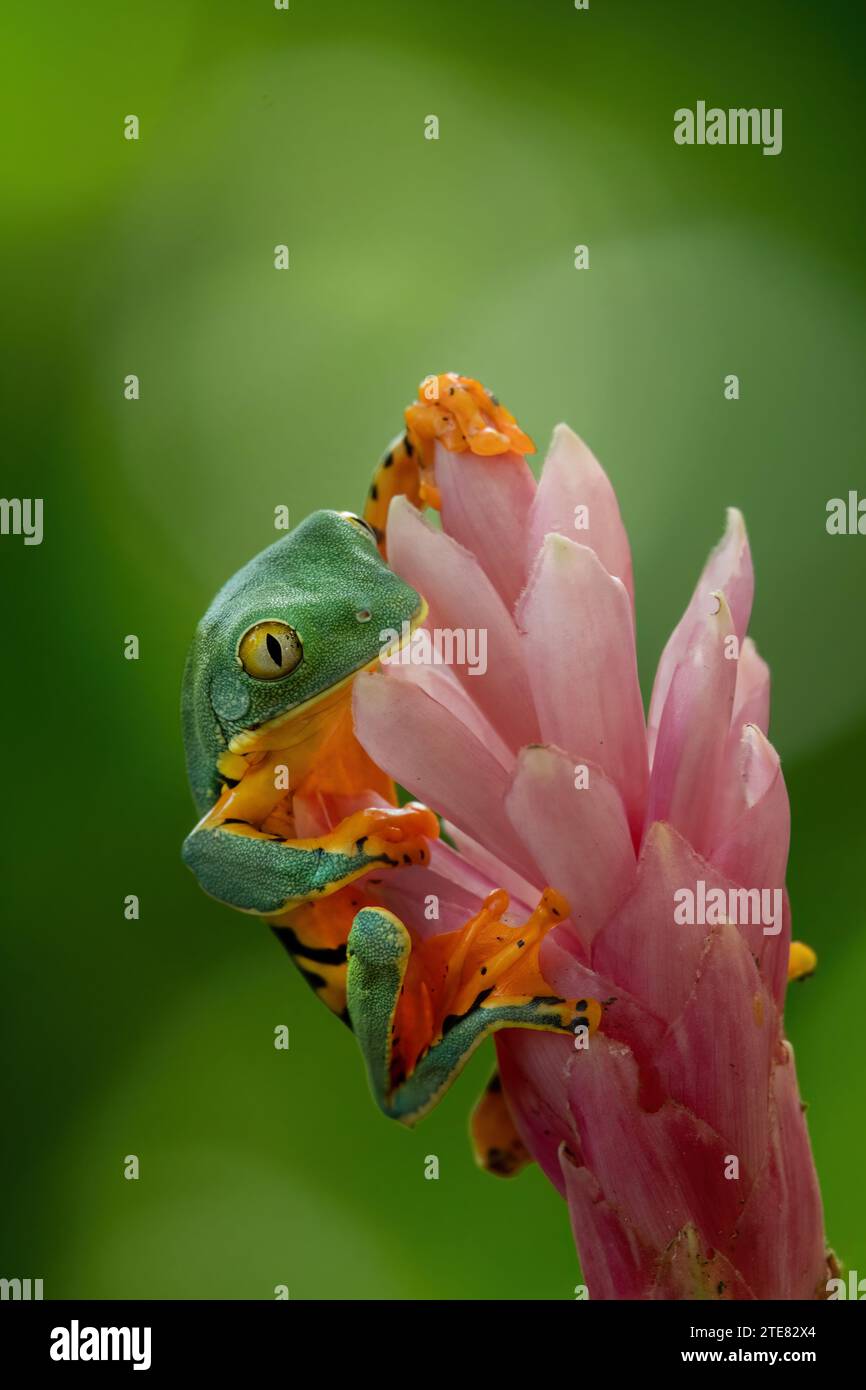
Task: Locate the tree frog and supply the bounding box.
[181,491,600,1141]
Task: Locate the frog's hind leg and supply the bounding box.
[470,1070,532,1178]
[346,890,600,1125]
[362,374,537,557]
[363,432,423,557]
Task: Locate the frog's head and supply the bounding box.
[182,509,424,814]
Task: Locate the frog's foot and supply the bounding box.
[788,940,817,982]
[346,888,601,1124]
[470,1070,532,1178]
[329,802,440,864]
[182,800,439,916]
[404,373,536,467]
[363,373,535,557]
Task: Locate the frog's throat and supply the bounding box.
[226,595,428,758]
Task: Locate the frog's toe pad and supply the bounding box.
[347,907,411,971]
[481,1140,532,1178]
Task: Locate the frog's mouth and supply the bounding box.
[201,597,427,830]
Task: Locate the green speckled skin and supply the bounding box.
[347,907,580,1124]
[345,908,412,1101]
[182,509,421,816]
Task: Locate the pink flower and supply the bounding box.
[353,420,829,1300]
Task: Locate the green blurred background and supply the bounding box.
[2,0,865,1299]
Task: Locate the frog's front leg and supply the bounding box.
[346,889,601,1124]
[182,802,439,916]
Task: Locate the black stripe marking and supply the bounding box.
[441,987,494,1035]
[274,924,348,965]
[297,964,328,993]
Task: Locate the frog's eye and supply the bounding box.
[339,511,379,544]
[238,621,303,681]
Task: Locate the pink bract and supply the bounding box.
[353,423,828,1300]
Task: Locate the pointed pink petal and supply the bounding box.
[507,1026,819,1299]
[564,1038,707,1253]
[436,444,537,612]
[431,838,500,891]
[654,922,776,1176]
[732,636,771,736]
[593,821,734,1021]
[559,1148,654,1299]
[505,745,636,949]
[517,534,648,843]
[527,424,634,605]
[540,928,668,1064]
[383,661,513,771]
[705,724,790,1004]
[352,671,537,882]
[647,593,737,856]
[506,1033,756,1298]
[495,1031,576,1195]
[568,1040,749,1269]
[648,508,753,762]
[712,724,790,890]
[386,497,539,751]
[733,1042,827,1299]
[441,822,541,909]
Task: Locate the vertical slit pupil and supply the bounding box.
[265,632,284,667]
